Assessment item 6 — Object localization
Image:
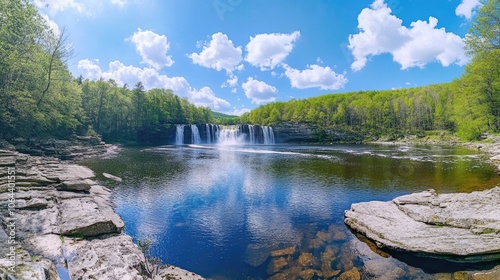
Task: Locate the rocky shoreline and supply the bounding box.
[0,147,204,280]
[373,133,500,175]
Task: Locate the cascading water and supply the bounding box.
[191,125,202,144]
[262,126,275,145]
[218,126,244,145]
[176,125,185,145]
[206,124,212,144]
[174,124,275,145]
[248,125,255,145]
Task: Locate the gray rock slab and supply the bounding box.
[59,196,124,237]
[344,187,500,262]
[64,234,144,280]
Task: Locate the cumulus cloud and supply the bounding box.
[245,31,300,70]
[283,64,348,90]
[348,0,468,71]
[129,29,174,70]
[222,74,238,88]
[226,108,251,116]
[189,32,243,73]
[456,0,481,19]
[189,87,231,110]
[77,59,231,111]
[242,77,278,104]
[34,0,84,14]
[41,14,61,37]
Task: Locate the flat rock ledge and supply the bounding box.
[344,187,500,263]
[0,149,204,280]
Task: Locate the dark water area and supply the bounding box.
[83,144,500,279]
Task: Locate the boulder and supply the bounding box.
[344,187,500,262]
[57,179,96,192]
[59,196,124,237]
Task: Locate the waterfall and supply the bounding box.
[262,126,275,145]
[191,125,202,144]
[206,124,212,144]
[218,125,244,145]
[176,125,185,145]
[248,125,255,145]
[174,124,275,145]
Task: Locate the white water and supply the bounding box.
[175,124,275,145]
[191,125,202,144]
[206,124,212,144]
[218,126,245,146]
[176,125,184,145]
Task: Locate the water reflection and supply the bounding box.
[83,144,500,279]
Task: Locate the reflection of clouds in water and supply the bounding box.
[243,169,272,197]
[246,206,300,245]
[191,199,245,245]
[288,187,332,220]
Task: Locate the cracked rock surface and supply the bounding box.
[345,187,500,262]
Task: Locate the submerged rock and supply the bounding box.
[103,172,123,182]
[344,187,500,262]
[338,267,361,280]
[267,257,289,275]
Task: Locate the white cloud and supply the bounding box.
[242,77,278,104]
[34,0,84,14]
[77,59,102,80]
[77,59,231,111]
[189,32,243,73]
[189,87,231,110]
[283,64,348,90]
[41,14,61,37]
[226,108,251,116]
[111,0,127,7]
[245,31,300,70]
[129,29,174,70]
[222,74,238,88]
[456,0,481,19]
[348,0,468,71]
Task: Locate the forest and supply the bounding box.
[0,0,213,143]
[240,0,499,141]
[0,0,498,143]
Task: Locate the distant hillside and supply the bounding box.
[212,112,240,125]
[212,112,237,119]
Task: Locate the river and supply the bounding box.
[83,144,500,279]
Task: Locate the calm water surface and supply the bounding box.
[83,144,500,279]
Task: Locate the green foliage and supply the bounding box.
[241,1,499,141]
[212,111,240,125]
[0,0,497,144]
[0,0,216,143]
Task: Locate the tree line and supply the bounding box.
[240,0,499,141]
[0,0,498,143]
[0,0,214,143]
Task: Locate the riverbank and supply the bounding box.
[0,148,204,279]
[371,133,500,175]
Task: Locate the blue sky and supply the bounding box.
[37,0,482,115]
